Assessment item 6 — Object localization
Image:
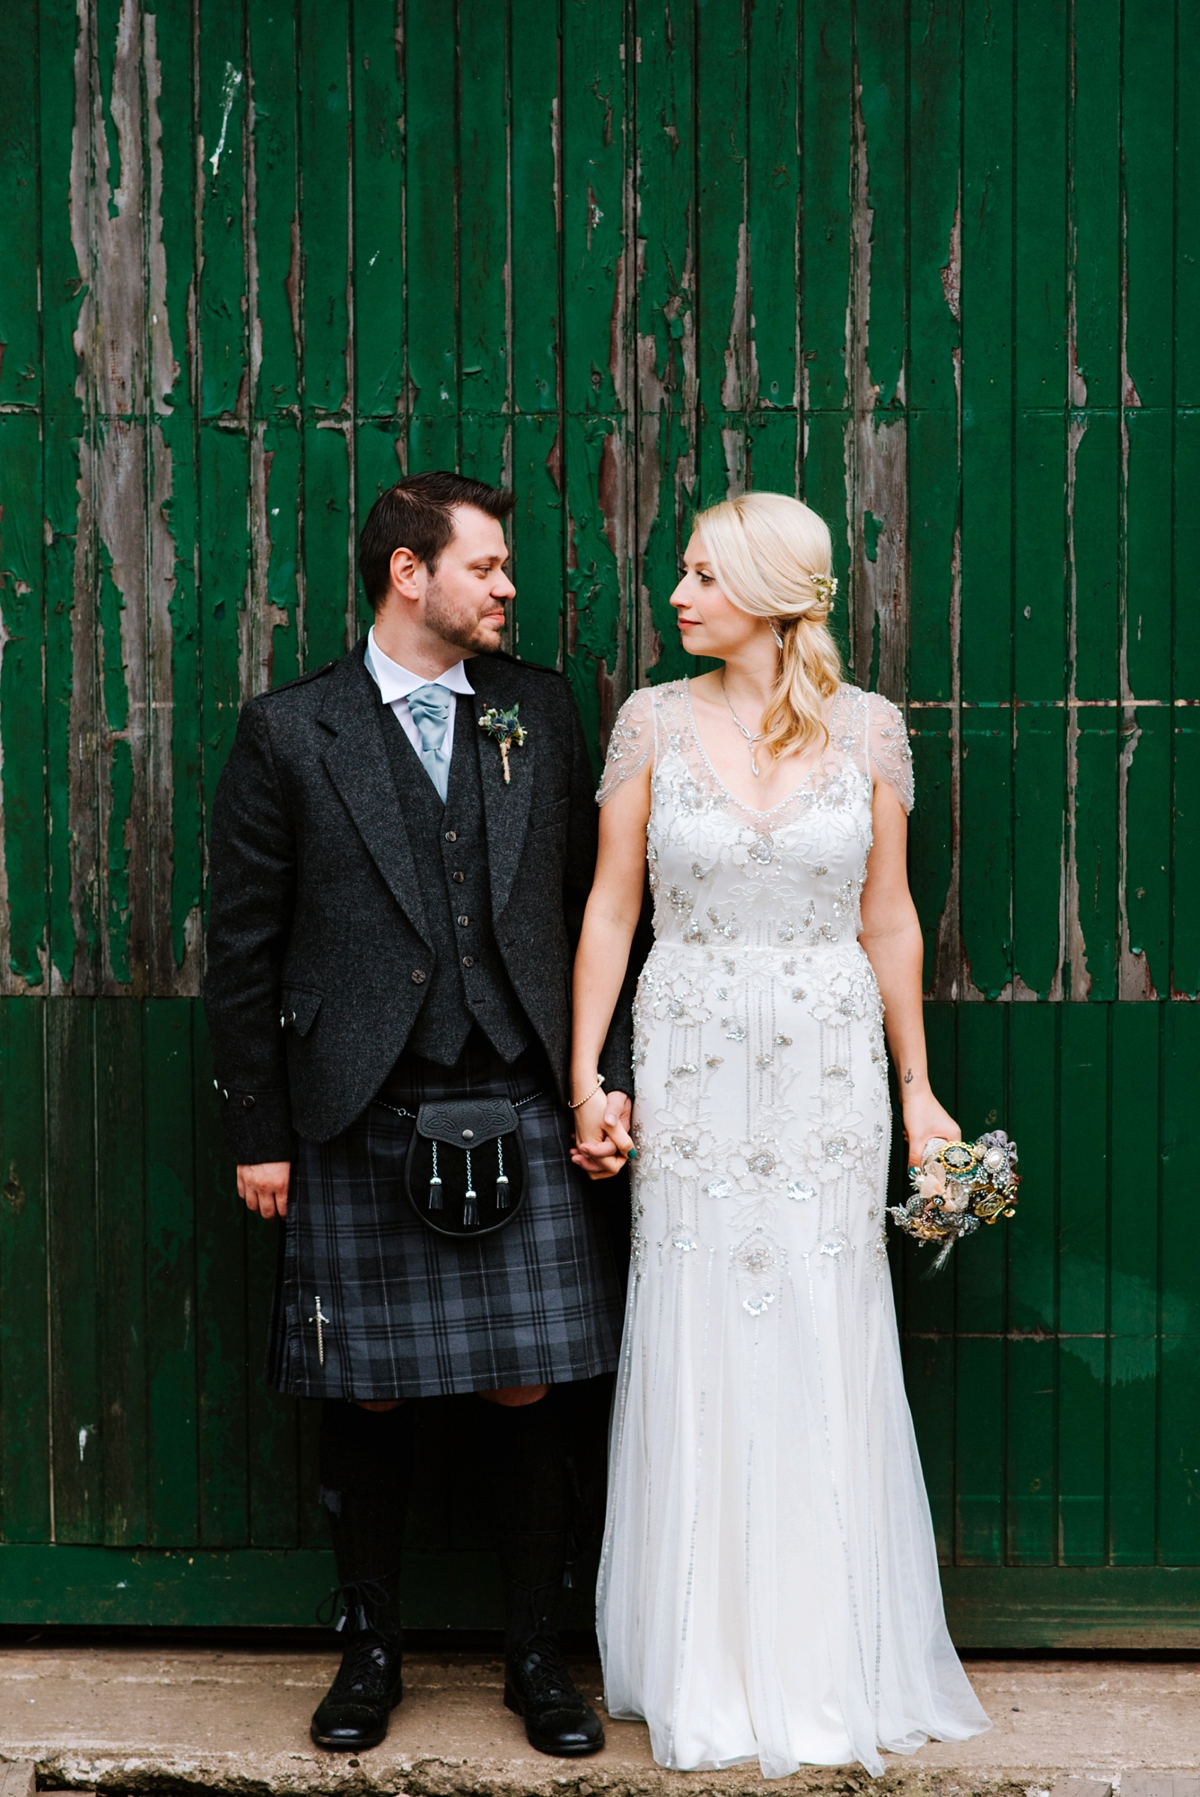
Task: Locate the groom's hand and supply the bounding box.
[237,1161,291,1219]
[571,1090,634,1180]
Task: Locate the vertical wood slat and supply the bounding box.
[510,0,566,670]
[0,1000,51,1542]
[561,0,634,755]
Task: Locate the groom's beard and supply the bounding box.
[424,576,506,655]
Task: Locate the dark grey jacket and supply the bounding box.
[204,641,634,1163]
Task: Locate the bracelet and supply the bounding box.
[568,1075,606,1110]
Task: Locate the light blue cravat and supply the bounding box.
[406,684,454,801]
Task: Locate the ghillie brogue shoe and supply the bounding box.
[504,1636,605,1757]
[311,1576,403,1753]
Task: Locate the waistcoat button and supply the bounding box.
[411,970,426,984]
[462,956,474,968]
[452,870,465,883]
[445,830,457,842]
[242,1094,256,1109]
[458,915,469,927]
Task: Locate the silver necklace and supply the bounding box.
[721,671,765,775]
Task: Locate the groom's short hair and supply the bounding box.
[359,470,515,609]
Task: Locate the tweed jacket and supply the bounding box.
[204,640,635,1164]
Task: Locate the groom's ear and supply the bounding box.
[387,544,425,603]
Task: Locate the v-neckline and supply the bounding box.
[683,679,837,819]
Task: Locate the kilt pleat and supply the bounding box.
[267,1057,625,1400]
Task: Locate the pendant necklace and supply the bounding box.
[721,671,765,776]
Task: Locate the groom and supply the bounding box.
[204,471,634,1757]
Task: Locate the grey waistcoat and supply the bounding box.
[379,695,532,1067]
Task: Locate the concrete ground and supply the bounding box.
[0,1644,1197,1797]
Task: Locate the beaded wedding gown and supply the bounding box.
[595,681,989,1778]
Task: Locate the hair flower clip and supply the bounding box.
[478,703,527,783]
[888,1129,1020,1270]
[810,571,838,602]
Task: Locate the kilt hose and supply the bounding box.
[267,1046,626,1400]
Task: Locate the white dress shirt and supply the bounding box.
[363,626,476,757]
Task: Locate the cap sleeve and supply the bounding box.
[597,685,655,805]
[866,691,914,813]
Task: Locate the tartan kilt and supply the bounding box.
[266,1054,626,1400]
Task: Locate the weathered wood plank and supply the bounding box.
[0,1000,50,1542]
[1159,1004,1200,1563]
[561,0,633,761]
[743,0,797,496]
[1107,1002,1158,1565]
[1005,1004,1056,1563]
[634,0,696,685]
[458,0,509,501]
[951,1005,1007,1564]
[1055,1004,1108,1563]
[47,1000,101,1542]
[144,998,199,1545]
[511,0,565,669]
[0,2,41,412]
[798,0,851,661]
[247,0,303,691]
[95,999,148,1545]
[352,0,404,427]
[405,2,459,473]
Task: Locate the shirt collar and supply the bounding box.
[365,627,476,702]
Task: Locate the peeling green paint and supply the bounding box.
[0,0,1196,1631]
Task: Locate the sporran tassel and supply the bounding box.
[427,1139,443,1211]
[462,1148,478,1226]
[495,1136,510,1210]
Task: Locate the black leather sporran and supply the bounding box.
[401,1097,530,1239]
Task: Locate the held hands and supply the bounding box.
[237,1161,291,1220]
[571,1089,634,1180]
[900,1086,960,1171]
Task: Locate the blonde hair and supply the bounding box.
[693,491,842,763]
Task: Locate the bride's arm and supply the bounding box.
[570,766,652,1180]
[858,779,960,1164]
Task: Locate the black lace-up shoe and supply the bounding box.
[504,1639,605,1757]
[311,1628,403,1752]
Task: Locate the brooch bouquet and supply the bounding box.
[889,1130,1020,1269]
[478,703,527,783]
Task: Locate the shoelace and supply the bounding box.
[515,1642,577,1705]
[327,1630,399,1702]
[315,1571,400,1632]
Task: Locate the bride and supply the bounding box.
[568,493,990,1777]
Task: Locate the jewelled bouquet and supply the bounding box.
[888,1131,1020,1269]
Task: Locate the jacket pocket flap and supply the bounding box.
[416,1098,518,1147]
[281,987,323,1036]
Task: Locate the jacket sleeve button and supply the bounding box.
[411,970,426,984]
[242,1094,256,1109]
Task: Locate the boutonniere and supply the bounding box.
[478,703,528,784]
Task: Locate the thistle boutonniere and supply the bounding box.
[478,703,527,783]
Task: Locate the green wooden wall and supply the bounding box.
[0,0,1196,1644]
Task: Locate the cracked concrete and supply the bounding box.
[0,1647,1197,1796]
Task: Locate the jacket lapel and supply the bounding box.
[316,644,432,948]
[470,658,535,921]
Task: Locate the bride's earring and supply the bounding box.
[770,623,784,648]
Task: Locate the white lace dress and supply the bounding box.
[595,681,990,1778]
